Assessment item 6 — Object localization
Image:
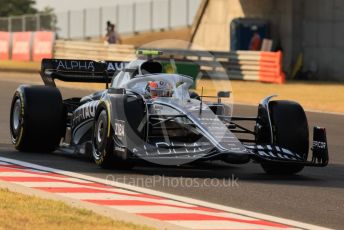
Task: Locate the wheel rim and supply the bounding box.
[93,112,108,160]
[12,99,21,134]
[97,119,105,144]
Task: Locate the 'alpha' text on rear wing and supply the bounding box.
[40,58,128,87]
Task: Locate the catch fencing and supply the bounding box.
[0,0,201,39]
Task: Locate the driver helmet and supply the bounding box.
[146,81,173,98]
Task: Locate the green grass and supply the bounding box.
[197,79,344,113]
[0,188,154,230]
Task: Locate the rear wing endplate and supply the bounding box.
[40,58,129,87]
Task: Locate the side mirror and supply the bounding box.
[217,91,230,98]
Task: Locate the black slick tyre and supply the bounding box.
[10,86,65,152]
[261,100,309,175]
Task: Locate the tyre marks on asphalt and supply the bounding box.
[0,161,304,230]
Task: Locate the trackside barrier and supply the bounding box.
[259,51,285,84]
[157,49,286,84]
[32,32,55,61]
[54,40,136,61]
[11,32,32,61]
[52,40,285,84]
[0,31,54,61]
[0,32,10,60]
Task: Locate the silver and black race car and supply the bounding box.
[9,50,329,174]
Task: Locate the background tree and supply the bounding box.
[0,0,37,17]
[39,6,58,32]
[0,1,58,33]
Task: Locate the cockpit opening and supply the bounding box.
[140,61,163,75]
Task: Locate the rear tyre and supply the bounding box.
[261,100,309,175]
[10,86,65,152]
[92,109,133,169]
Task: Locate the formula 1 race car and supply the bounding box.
[9,50,329,174]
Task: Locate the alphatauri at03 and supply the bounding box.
[10,50,329,174]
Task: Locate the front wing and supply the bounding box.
[121,127,329,167]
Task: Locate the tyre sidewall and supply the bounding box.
[10,91,25,149]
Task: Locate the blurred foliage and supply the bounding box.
[39,6,58,31]
[0,1,57,32]
[0,0,37,17]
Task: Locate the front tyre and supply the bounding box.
[92,109,133,169]
[261,100,309,175]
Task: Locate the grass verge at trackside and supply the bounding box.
[0,188,154,230]
[0,62,343,113]
[197,79,344,113]
[0,61,40,73]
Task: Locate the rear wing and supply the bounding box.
[40,58,128,87]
